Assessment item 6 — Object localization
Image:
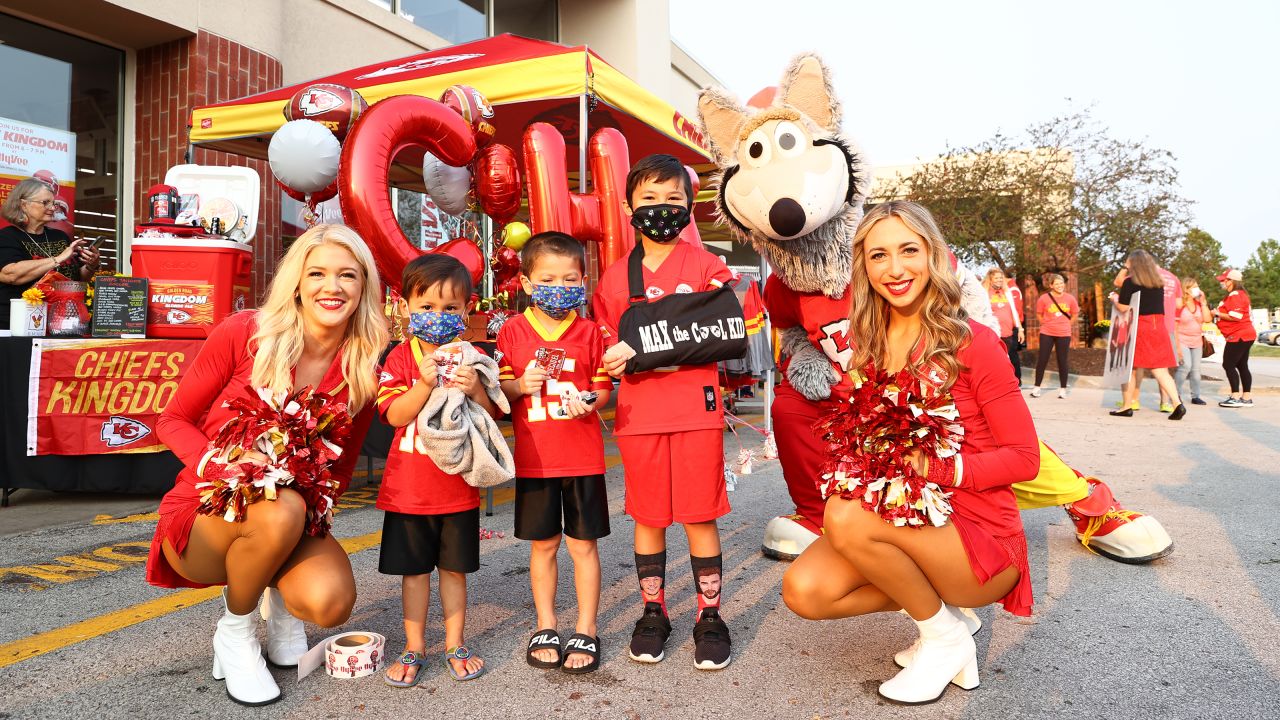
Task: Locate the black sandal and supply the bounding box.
[561,633,600,674]
[526,629,563,669]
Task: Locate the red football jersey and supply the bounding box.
[592,240,733,435]
[375,338,480,514]
[764,275,857,400]
[497,310,612,477]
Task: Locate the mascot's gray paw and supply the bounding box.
[788,346,840,401]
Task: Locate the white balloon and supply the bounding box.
[268,119,341,194]
[422,151,472,216]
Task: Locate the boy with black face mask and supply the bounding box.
[592,154,734,671]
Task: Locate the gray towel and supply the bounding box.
[412,342,514,488]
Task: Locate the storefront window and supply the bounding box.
[398,0,487,44]
[0,12,123,271]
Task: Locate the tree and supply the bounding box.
[1169,228,1228,294]
[875,108,1193,291]
[1243,238,1280,314]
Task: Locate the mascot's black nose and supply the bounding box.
[768,198,806,237]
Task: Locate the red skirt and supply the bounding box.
[952,515,1033,617]
[146,470,216,589]
[1133,314,1177,369]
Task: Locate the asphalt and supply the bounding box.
[0,386,1276,720]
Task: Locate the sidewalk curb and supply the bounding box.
[1022,369,1280,395]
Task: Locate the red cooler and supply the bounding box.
[130,238,253,338]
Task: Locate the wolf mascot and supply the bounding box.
[697,53,1173,565]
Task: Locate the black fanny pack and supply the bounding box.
[615,243,748,374]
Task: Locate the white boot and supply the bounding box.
[879,604,979,704]
[212,589,281,706]
[893,605,982,668]
[261,586,309,668]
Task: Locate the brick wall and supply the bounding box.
[135,30,282,300]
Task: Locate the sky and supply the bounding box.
[670,0,1278,267]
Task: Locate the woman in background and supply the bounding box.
[1109,250,1185,420]
[1212,268,1256,408]
[985,268,1024,382]
[1172,277,1209,406]
[1029,273,1078,399]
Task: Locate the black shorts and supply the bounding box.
[514,474,610,541]
[378,508,480,575]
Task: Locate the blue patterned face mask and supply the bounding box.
[409,311,467,345]
[530,284,585,319]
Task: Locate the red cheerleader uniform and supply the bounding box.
[145,311,374,589]
[944,320,1041,616]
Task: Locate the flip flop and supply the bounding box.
[526,629,563,669]
[445,645,484,681]
[561,633,600,675]
[383,650,426,688]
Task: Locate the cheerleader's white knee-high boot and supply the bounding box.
[212,589,281,706]
[879,604,979,704]
[261,586,309,668]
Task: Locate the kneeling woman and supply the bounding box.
[782,201,1039,704]
[145,225,388,706]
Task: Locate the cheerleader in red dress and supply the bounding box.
[1108,250,1186,420]
[781,201,1039,705]
[145,225,388,706]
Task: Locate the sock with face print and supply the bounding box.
[690,554,723,621]
[635,550,667,616]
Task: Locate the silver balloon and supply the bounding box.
[422,151,472,216]
[268,119,341,194]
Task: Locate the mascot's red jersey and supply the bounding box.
[764,276,856,400]
[497,309,612,477]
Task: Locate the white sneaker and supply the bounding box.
[1029,387,1042,398]
[1058,388,1068,399]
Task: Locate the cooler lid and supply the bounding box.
[162,164,261,243]
[132,237,253,252]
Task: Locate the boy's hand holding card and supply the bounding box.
[534,347,567,379]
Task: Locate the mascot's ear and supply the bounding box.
[697,87,747,167]
[779,53,841,132]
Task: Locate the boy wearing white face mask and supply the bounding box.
[1174,278,1210,405]
[498,231,612,674]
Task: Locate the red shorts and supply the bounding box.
[616,429,729,528]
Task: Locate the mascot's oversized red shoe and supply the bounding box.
[1064,478,1173,564]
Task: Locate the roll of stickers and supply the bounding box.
[297,631,386,680]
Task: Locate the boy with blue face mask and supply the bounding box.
[497,231,612,674]
[376,253,496,687]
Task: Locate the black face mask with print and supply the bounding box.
[630,203,692,243]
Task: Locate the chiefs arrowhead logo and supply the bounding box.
[167,309,192,324]
[101,416,151,448]
[379,371,394,383]
[299,88,344,117]
[646,286,665,299]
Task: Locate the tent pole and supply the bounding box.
[579,46,589,194]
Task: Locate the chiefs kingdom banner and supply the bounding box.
[27,338,202,455]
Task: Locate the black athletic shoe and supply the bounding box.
[628,602,672,663]
[1191,397,1207,406]
[692,608,732,670]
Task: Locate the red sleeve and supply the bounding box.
[763,276,799,329]
[496,323,517,381]
[375,343,413,420]
[958,327,1040,491]
[591,274,621,346]
[155,312,254,474]
[1035,294,1050,320]
[1221,292,1249,320]
[1070,295,1080,316]
[705,253,733,289]
[331,404,373,497]
[588,325,611,391]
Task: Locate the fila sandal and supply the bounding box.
[526,629,563,669]
[561,633,601,675]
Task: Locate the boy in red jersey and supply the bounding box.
[593,154,735,670]
[498,231,613,674]
[376,254,497,686]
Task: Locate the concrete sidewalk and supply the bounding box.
[1023,354,1280,395]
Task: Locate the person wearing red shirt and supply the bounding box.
[145,225,388,706]
[1030,273,1079,399]
[594,155,734,670]
[1212,268,1257,408]
[782,202,1037,705]
[498,232,612,673]
[376,254,497,686]
[985,268,1025,383]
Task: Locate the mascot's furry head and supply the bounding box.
[698,54,868,297]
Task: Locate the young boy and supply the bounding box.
[376,254,496,686]
[592,154,735,670]
[497,231,613,674]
